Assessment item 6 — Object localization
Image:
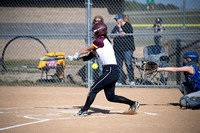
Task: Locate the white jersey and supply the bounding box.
[92,37,117,66]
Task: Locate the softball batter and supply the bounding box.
[68,23,139,116]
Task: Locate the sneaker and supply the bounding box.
[129,101,140,111]
[115,82,122,86]
[130,81,135,86]
[74,110,88,117]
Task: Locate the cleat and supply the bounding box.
[130,81,135,86]
[115,82,122,86]
[74,110,88,117]
[129,101,140,111]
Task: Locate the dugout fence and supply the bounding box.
[0,0,199,88]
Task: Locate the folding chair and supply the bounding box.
[134,45,169,85]
[38,52,65,82]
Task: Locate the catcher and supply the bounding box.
[145,52,200,109]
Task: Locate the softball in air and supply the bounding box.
[92,63,98,69]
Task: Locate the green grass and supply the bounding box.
[130,16,200,24]
[127,9,200,24]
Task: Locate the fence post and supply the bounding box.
[182,0,186,33]
[87,0,92,88]
[176,38,181,85]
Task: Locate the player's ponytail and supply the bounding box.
[104,35,111,43]
[195,62,199,67]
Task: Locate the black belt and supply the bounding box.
[102,65,117,68]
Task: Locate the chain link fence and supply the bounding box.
[0,0,199,87]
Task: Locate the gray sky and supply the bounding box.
[133,0,200,9]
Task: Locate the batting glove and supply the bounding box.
[73,53,80,60]
[68,56,74,61]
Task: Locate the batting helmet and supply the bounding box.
[92,23,107,38]
[155,17,162,24]
[183,52,199,66]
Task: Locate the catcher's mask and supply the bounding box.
[183,52,199,66]
[92,23,107,38]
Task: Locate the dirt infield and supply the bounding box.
[0,86,200,133]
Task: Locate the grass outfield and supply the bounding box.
[127,9,200,24]
[132,24,200,27]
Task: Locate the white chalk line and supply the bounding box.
[0,105,110,131]
[0,112,108,131]
[144,112,159,116]
[0,105,159,131]
[0,107,19,110]
[0,119,50,131]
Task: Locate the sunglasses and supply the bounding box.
[94,20,102,23]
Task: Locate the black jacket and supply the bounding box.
[111,22,135,53]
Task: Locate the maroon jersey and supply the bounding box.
[153,24,162,33]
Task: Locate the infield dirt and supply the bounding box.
[0,86,200,133]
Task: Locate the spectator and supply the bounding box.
[153,17,163,45]
[92,15,104,24]
[92,15,104,77]
[111,14,135,86]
